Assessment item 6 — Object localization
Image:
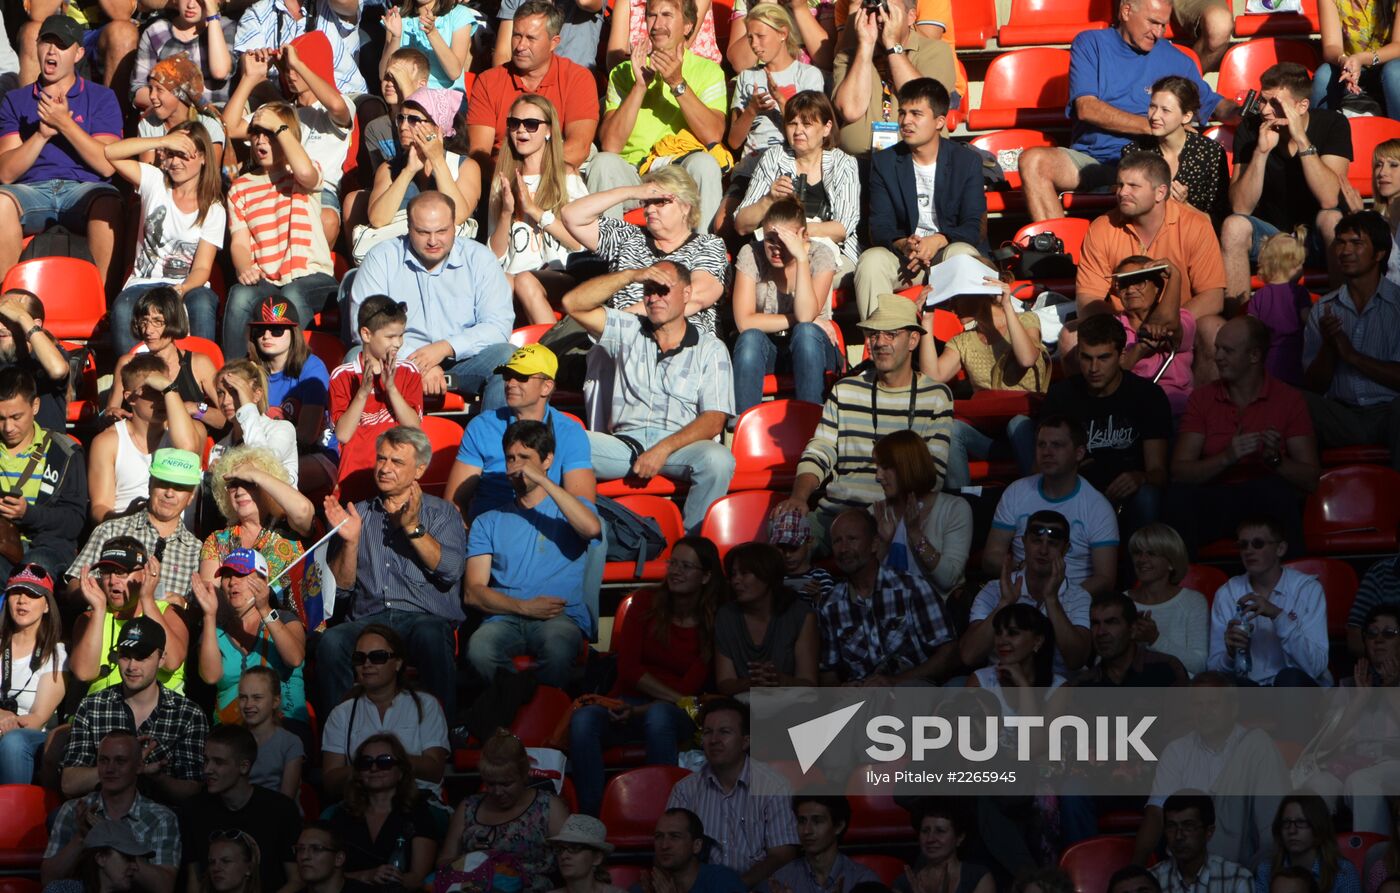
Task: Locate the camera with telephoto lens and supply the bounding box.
[1027,232,1064,254]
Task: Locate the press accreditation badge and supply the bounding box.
[871,121,899,151]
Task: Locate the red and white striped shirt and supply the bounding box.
[227,166,333,286]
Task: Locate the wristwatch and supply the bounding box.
[25,324,42,339]
[537,210,556,228]
[273,124,289,136]
[162,381,180,395]
[887,44,906,55]
[264,609,281,624]
[406,523,428,540]
[1298,145,1318,157]
[670,80,688,97]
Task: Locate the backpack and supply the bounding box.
[595,495,667,577]
[20,226,93,265]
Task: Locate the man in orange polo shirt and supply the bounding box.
[1067,153,1226,379]
[466,0,600,176]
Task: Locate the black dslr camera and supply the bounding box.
[1026,231,1064,254]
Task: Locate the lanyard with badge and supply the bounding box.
[872,79,898,151]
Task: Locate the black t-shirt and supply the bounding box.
[0,352,68,433]
[327,799,440,875]
[1040,372,1173,494]
[179,786,302,891]
[1234,108,1353,231]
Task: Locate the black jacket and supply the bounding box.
[20,427,86,565]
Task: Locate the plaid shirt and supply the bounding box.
[63,685,208,782]
[66,512,203,604]
[818,566,953,680]
[45,790,181,866]
[1152,855,1254,893]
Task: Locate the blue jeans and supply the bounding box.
[1311,59,1400,117]
[445,342,514,412]
[110,284,218,356]
[223,274,339,359]
[731,324,842,416]
[316,608,459,721]
[588,430,736,534]
[569,698,695,816]
[466,614,583,689]
[945,419,995,490]
[0,179,120,234]
[1008,413,1039,475]
[0,727,45,785]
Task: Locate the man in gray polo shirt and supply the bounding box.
[561,260,735,533]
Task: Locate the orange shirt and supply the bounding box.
[1076,199,1226,310]
[466,56,601,157]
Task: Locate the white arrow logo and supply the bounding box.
[788,701,866,774]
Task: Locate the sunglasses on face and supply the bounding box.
[17,563,50,581]
[1236,538,1277,551]
[351,649,395,666]
[639,197,674,208]
[247,126,277,140]
[501,370,546,383]
[258,325,293,338]
[506,116,546,133]
[396,113,429,126]
[1365,627,1400,640]
[353,753,400,771]
[1027,525,1068,541]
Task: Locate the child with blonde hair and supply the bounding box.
[1246,228,1312,386]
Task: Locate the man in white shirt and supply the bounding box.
[981,415,1120,597]
[1150,790,1255,893]
[1206,517,1328,686]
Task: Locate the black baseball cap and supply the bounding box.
[116,616,166,658]
[96,536,148,573]
[37,15,83,49]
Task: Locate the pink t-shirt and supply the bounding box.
[1118,309,1196,416]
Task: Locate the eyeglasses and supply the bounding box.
[136,317,167,332]
[257,325,293,337]
[294,844,335,857]
[1279,818,1311,831]
[1027,524,1069,541]
[639,197,674,207]
[863,329,906,343]
[17,563,50,581]
[1365,627,1400,640]
[667,558,703,572]
[506,116,547,133]
[353,753,400,771]
[501,370,547,383]
[554,843,594,854]
[1236,538,1278,551]
[396,113,429,126]
[351,649,395,666]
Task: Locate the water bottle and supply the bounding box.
[1233,601,1255,678]
[388,835,409,873]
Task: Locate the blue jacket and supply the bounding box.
[868,138,988,255]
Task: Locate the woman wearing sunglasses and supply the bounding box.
[325,734,438,891]
[354,88,479,263]
[199,830,262,893]
[199,444,314,588]
[488,94,586,326]
[320,626,450,802]
[0,564,65,784]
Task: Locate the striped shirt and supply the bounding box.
[1303,277,1400,407]
[1348,556,1400,628]
[1152,854,1254,893]
[595,217,729,335]
[819,566,954,680]
[666,757,800,875]
[796,371,954,518]
[227,166,333,286]
[233,0,368,95]
[595,309,735,437]
[333,492,467,622]
[738,146,863,265]
[0,425,50,511]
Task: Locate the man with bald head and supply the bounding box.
[1167,315,1320,556]
[349,190,516,408]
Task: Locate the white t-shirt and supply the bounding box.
[732,60,826,157]
[3,642,66,716]
[297,102,350,191]
[990,475,1120,586]
[320,690,450,790]
[913,159,939,237]
[488,172,589,275]
[969,577,1091,678]
[137,111,226,148]
[125,164,228,289]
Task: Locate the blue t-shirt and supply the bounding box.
[1067,29,1221,162]
[467,494,597,633]
[0,78,124,184]
[455,407,592,518]
[630,866,745,893]
[267,354,337,455]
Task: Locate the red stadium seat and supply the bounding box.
[600,765,693,849]
[1203,125,1236,175]
[852,854,906,886]
[1217,39,1320,105]
[0,784,56,870]
[61,339,98,425]
[701,490,786,563]
[603,494,683,583]
[1014,218,1091,265]
[1285,557,1359,637]
[1233,0,1320,36]
[1060,835,1139,893]
[1304,465,1400,555]
[1347,117,1400,199]
[455,686,574,770]
[1338,832,1385,877]
[997,0,1110,45]
[607,864,650,889]
[844,765,916,844]
[2,257,105,341]
[303,330,347,371]
[131,336,225,369]
[1179,564,1229,608]
[951,0,998,48]
[0,880,41,893]
[510,324,554,346]
[729,399,823,491]
[1322,445,1391,466]
[956,390,1041,434]
[761,326,845,400]
[419,415,465,499]
[971,129,1058,213]
[968,49,1071,131]
[609,593,636,651]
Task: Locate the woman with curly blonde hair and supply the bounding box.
[198,444,314,588]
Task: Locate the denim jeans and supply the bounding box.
[316,608,459,721]
[0,179,119,233]
[223,274,339,359]
[945,419,995,490]
[0,728,45,784]
[1311,60,1400,117]
[588,430,736,534]
[731,324,842,416]
[569,698,695,816]
[466,614,583,689]
[110,284,219,356]
[445,343,515,412]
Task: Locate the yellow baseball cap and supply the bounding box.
[495,343,558,380]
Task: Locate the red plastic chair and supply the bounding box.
[971,129,1059,213]
[1338,832,1385,878]
[455,685,574,770]
[1347,117,1400,199]
[843,765,916,844]
[1179,564,1230,609]
[510,324,554,347]
[1234,0,1319,36]
[852,854,906,886]
[1304,465,1400,555]
[1285,557,1359,638]
[303,330,347,371]
[607,864,651,889]
[1203,124,1236,175]
[1060,835,1139,893]
[729,399,824,491]
[950,0,998,48]
[0,879,41,893]
[998,0,1110,44]
[968,49,1071,130]
[603,494,683,583]
[419,415,465,498]
[1322,445,1391,467]
[0,784,57,870]
[610,593,636,651]
[61,338,98,425]
[1217,39,1320,104]
[1,257,105,341]
[130,335,225,369]
[1014,218,1091,265]
[701,489,787,563]
[600,765,693,849]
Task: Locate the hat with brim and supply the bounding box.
[249,295,301,328]
[859,298,922,333]
[546,814,614,854]
[84,820,156,857]
[5,564,52,599]
[219,548,269,579]
[494,343,558,380]
[150,448,202,487]
[116,615,166,658]
[95,536,148,573]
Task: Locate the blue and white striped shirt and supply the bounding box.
[233,0,369,95]
[1303,277,1400,407]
